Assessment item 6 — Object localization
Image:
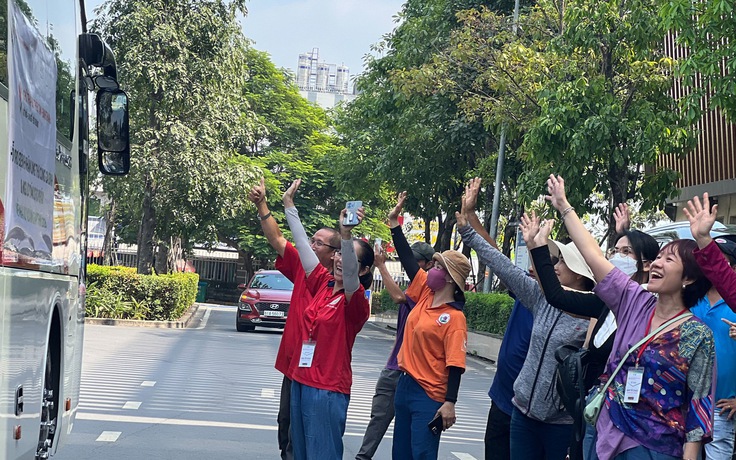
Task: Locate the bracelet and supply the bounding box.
[560,206,575,220]
[258,211,272,221]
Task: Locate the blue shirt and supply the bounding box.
[488,299,533,415]
[691,295,736,400]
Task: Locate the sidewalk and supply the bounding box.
[84,302,206,329]
[370,312,502,363]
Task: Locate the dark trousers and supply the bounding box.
[484,401,511,460]
[278,376,293,460]
[392,373,442,460]
[356,368,402,460]
[510,407,573,460]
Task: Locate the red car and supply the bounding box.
[236,270,293,332]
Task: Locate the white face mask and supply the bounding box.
[609,253,638,277]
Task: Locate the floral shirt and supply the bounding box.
[593,269,715,460]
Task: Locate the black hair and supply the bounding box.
[660,239,712,309]
[320,227,340,248]
[580,277,595,292]
[615,230,659,285]
[354,239,375,290]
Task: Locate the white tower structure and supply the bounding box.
[336,65,349,93]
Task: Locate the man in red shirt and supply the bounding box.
[249,178,339,460]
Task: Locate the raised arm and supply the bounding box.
[339,207,364,301]
[374,244,407,304]
[463,177,499,250]
[521,211,603,318]
[282,179,320,275]
[388,192,421,281]
[685,193,736,309]
[248,177,287,257]
[546,175,613,282]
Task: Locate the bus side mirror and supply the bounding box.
[96,89,130,175]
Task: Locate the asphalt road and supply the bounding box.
[53,304,495,460]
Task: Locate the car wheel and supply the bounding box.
[236,323,255,332]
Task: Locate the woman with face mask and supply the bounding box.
[391,198,471,460]
[521,212,659,460]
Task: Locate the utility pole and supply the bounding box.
[484,0,521,293]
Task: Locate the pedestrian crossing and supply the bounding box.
[70,306,488,459]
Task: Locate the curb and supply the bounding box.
[370,312,502,363]
[85,302,203,329]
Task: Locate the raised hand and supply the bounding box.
[520,212,541,249]
[462,177,482,215]
[683,192,718,246]
[373,243,387,267]
[248,177,267,205]
[455,211,468,228]
[614,203,631,235]
[388,191,407,227]
[545,174,571,212]
[536,219,555,248]
[723,318,736,341]
[282,179,301,208]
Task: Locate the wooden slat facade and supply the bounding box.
[657,33,736,193]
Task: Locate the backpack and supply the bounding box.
[554,345,604,440]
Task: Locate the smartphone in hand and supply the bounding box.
[428,413,443,436]
[343,201,362,226]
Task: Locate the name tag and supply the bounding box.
[624,367,644,404]
[299,340,316,368]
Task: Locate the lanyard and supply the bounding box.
[635,308,688,365]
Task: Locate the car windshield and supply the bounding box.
[249,274,294,291]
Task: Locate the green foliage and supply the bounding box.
[372,289,400,314]
[660,0,736,121]
[86,264,198,320]
[464,291,514,335]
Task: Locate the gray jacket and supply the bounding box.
[460,226,588,424]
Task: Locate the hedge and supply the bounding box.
[85,264,199,321]
[372,288,514,335]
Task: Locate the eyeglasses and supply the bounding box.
[606,246,635,258]
[310,238,339,251]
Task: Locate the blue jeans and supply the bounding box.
[705,410,736,460]
[290,380,349,460]
[613,446,678,459]
[510,407,573,460]
[582,422,599,460]
[392,373,443,460]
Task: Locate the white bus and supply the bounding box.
[0,0,129,458]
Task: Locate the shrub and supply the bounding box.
[371,288,399,314]
[464,292,514,335]
[86,265,199,321]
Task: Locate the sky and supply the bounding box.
[84,0,406,81]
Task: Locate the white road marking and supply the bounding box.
[95,431,121,442]
[452,453,478,460]
[122,401,142,409]
[195,306,213,329]
[140,381,156,387]
[261,388,275,398]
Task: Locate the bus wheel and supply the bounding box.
[36,346,57,460]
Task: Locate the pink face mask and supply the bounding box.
[427,267,450,292]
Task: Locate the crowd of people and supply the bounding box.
[248,174,736,460]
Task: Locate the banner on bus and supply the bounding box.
[4,2,58,263]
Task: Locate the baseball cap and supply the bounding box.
[714,237,736,264]
[411,242,435,262]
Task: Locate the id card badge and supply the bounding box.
[623,367,644,404]
[298,340,316,368]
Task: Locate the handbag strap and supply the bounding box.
[597,311,693,395]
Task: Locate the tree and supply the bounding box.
[407,0,692,246]
[92,0,260,274]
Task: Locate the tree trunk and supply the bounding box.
[154,242,168,275]
[167,236,182,273]
[424,218,431,243]
[438,213,456,252]
[608,163,629,248]
[137,177,156,275]
[102,200,116,266]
